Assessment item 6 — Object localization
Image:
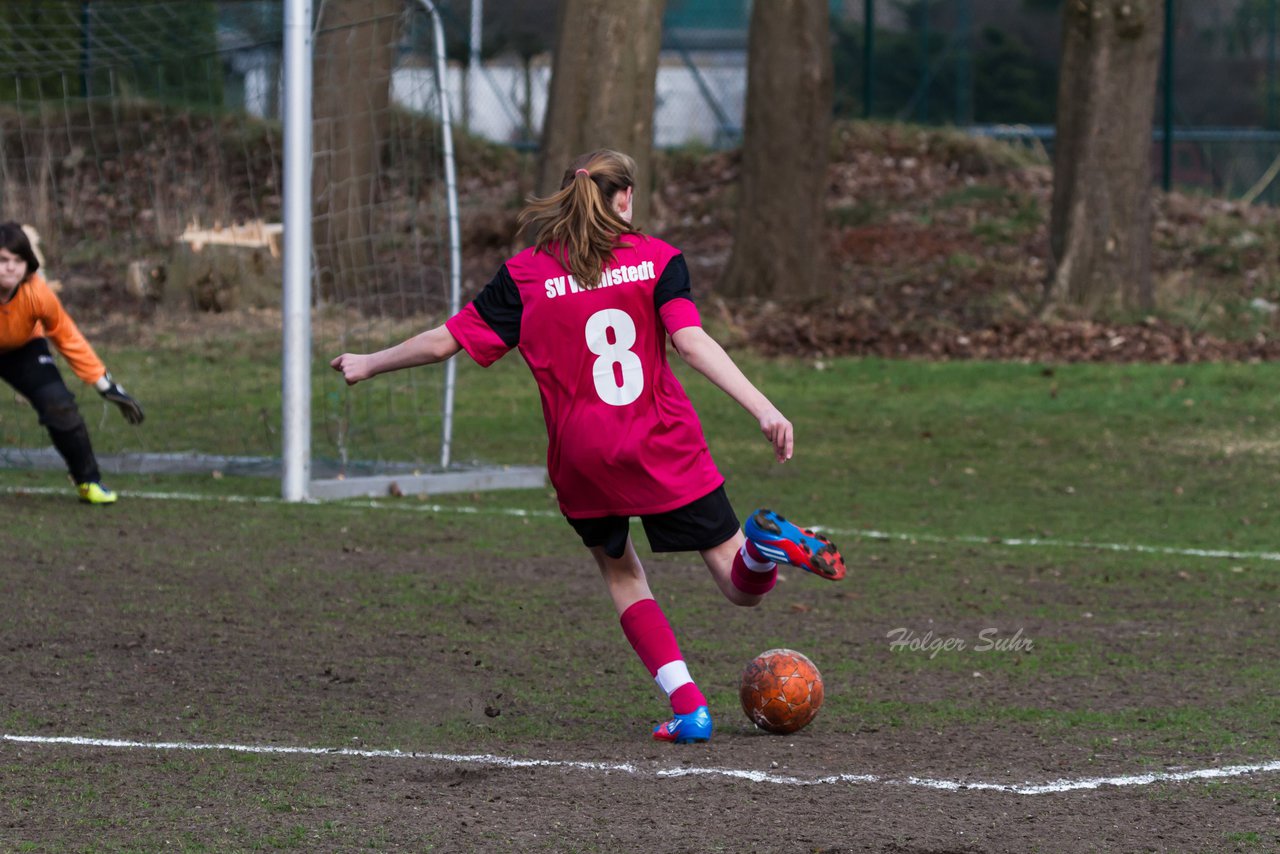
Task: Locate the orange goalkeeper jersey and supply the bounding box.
[0,273,106,386]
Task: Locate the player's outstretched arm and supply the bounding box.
[331,324,462,386]
[670,325,793,463]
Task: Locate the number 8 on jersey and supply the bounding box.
[586,308,643,406]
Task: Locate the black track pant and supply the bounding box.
[0,338,101,484]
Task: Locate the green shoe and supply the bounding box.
[77,482,118,505]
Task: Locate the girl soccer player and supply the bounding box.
[331,150,844,743]
[0,222,144,503]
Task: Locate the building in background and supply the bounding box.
[206,0,1279,197]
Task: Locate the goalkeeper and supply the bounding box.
[0,221,144,504]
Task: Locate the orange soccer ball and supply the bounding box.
[739,648,825,734]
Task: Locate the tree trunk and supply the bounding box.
[1043,0,1164,315]
[536,0,665,225]
[719,0,833,300]
[312,0,401,301]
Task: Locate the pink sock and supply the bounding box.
[731,541,777,595]
[620,598,707,715]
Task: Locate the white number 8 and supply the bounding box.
[585,308,644,406]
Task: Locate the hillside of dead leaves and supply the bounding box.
[647,124,1280,364]
[397,121,1280,364]
[18,108,1279,364]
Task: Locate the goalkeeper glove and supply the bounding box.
[96,373,145,425]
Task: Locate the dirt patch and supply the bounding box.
[8,746,1274,853]
[1167,432,1280,459]
[2,496,1277,852]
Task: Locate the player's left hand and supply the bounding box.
[758,407,793,463]
[99,374,145,424]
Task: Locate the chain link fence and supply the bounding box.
[826,0,1280,203]
[3,0,1277,197]
[0,0,462,477]
[447,0,1280,202]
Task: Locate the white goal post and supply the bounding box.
[0,0,543,499]
[282,0,542,501]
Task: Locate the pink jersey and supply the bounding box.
[445,235,723,518]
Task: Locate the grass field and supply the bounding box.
[2,335,1279,852]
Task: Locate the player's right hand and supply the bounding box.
[330,353,372,385]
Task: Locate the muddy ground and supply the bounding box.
[2,495,1277,852]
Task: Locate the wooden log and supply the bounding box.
[165,221,283,312]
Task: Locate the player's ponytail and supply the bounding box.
[518,150,638,289]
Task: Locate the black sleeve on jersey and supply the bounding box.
[653,254,693,310]
[472,264,523,347]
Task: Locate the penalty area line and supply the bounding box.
[4,484,1278,563]
[817,525,1280,564]
[5,734,1280,796]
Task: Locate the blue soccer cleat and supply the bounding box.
[652,705,713,743]
[744,508,846,581]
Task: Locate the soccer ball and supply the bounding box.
[739,648,824,734]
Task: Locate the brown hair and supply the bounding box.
[517,150,638,289]
[0,221,40,279]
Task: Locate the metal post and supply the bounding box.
[669,33,737,144]
[956,0,972,125]
[467,0,482,133]
[80,1,91,98]
[918,0,929,123]
[418,0,462,470]
[863,0,874,118]
[1268,0,1277,130]
[281,0,313,501]
[1161,0,1173,192]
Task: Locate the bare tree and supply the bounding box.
[312,0,401,298]
[536,0,665,225]
[719,0,833,299]
[1043,0,1164,315]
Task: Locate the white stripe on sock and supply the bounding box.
[741,543,777,572]
[655,660,693,696]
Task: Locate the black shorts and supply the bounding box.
[0,338,74,407]
[565,484,741,559]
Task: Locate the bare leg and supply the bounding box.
[588,537,655,616]
[699,529,766,607]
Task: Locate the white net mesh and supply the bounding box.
[0,1,474,486]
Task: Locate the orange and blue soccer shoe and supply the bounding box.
[653,706,713,744]
[744,508,846,581]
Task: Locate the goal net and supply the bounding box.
[0,0,543,499]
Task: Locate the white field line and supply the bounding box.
[819,526,1280,563]
[5,487,1276,794]
[5,734,1279,796]
[4,484,1279,563]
